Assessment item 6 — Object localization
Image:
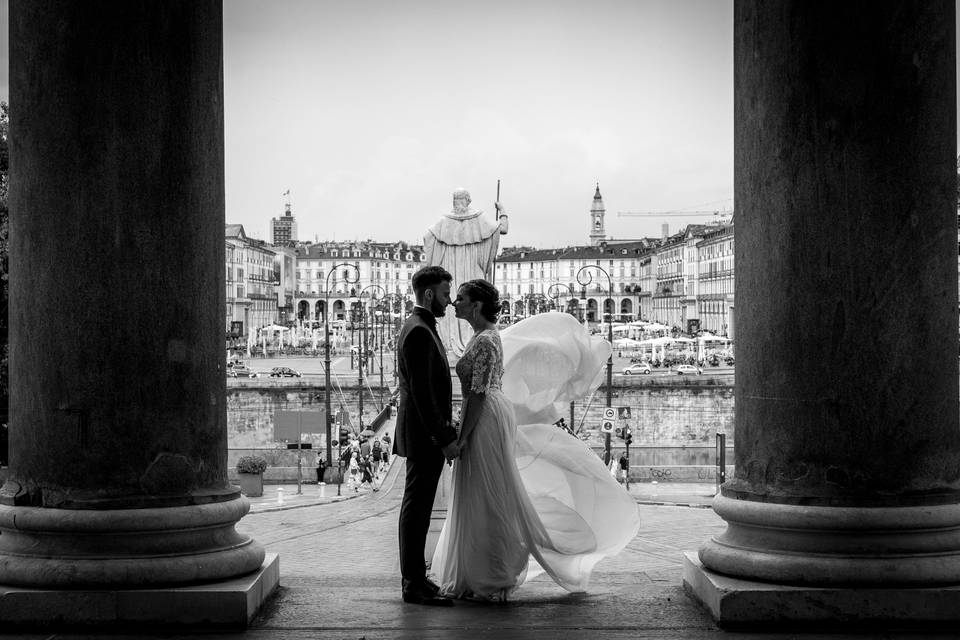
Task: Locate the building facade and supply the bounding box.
[493,186,736,337]
[696,224,735,337]
[223,186,741,339]
[292,240,426,324]
[225,224,278,335]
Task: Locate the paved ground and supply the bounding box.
[4,418,952,638]
[4,462,955,638]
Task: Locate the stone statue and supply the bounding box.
[424,187,509,357]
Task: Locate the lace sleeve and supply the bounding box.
[469,333,498,394]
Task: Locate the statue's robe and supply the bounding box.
[424,210,502,357]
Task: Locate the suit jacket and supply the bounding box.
[393,307,456,459]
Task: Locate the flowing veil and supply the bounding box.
[499,313,641,590]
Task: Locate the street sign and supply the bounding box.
[602,407,616,421]
[617,406,632,420]
[600,420,615,433]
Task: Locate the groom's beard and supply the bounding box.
[431,299,447,318]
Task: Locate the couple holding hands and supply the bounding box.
[394,266,640,606]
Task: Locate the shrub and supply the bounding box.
[236,455,268,474]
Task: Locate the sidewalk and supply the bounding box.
[243,476,717,513]
[244,462,398,513]
[629,480,717,508]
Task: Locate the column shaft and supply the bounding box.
[0,0,263,587]
[700,0,960,586]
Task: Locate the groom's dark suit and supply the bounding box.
[394,306,457,601]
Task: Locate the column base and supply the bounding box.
[683,552,960,627]
[0,497,265,587]
[0,553,278,631]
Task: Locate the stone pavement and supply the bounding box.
[110,465,960,636]
[2,459,955,638]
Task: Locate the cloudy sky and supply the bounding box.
[2,2,960,249]
[222,0,734,248]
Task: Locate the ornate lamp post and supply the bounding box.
[325,263,360,495]
[547,282,574,317]
[547,282,579,436]
[576,265,614,465]
[357,284,386,429]
[380,293,406,388]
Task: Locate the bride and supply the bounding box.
[430,279,640,601]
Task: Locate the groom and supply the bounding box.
[394,265,460,606]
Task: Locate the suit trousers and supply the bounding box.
[398,453,445,587]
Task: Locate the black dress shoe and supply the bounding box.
[422,578,441,595]
[402,589,454,607]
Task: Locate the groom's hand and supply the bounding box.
[441,441,460,463]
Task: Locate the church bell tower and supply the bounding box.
[589,183,606,246]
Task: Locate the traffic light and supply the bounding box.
[338,429,350,447]
[624,433,633,446]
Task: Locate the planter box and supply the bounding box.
[238,472,264,497]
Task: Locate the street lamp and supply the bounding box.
[358,284,387,429]
[547,282,581,438]
[380,293,407,387]
[576,265,614,466]
[325,263,360,495]
[547,282,575,318]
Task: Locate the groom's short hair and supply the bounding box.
[412,265,452,295]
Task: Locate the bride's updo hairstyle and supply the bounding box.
[460,279,501,323]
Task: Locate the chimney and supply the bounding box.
[661,223,669,239]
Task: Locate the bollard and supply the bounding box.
[319,482,326,498]
[277,487,284,506]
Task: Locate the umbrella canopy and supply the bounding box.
[263,324,287,332]
[359,428,376,437]
[614,337,643,347]
[698,333,729,343]
[643,322,671,332]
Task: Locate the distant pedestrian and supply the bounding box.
[371,438,383,477]
[316,455,327,484]
[349,452,360,492]
[360,437,372,459]
[360,455,378,491]
[618,453,629,483]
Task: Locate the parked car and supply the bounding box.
[674,364,702,375]
[269,366,302,378]
[227,364,257,378]
[622,362,652,375]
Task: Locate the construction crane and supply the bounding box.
[617,210,728,218]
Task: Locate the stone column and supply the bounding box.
[686,0,960,624]
[0,0,265,590]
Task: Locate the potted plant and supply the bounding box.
[236,455,268,497]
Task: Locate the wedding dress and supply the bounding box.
[430,313,641,600]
